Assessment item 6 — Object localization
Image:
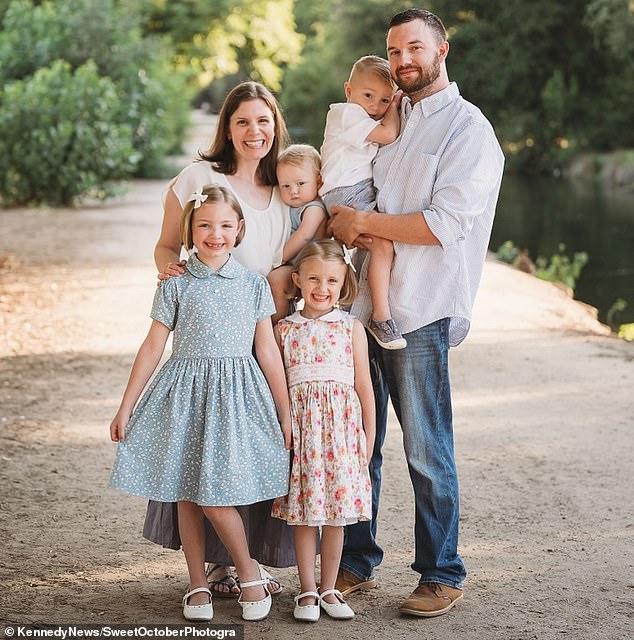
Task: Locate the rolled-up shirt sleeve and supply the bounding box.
[423,121,504,249]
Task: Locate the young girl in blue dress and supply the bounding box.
[110,184,292,623]
[271,239,375,622]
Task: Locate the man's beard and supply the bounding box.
[395,54,441,94]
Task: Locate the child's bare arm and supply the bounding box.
[352,319,376,461]
[255,318,292,449]
[282,205,328,263]
[366,90,403,146]
[110,320,171,442]
[273,323,284,355]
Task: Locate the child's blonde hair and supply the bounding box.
[289,239,358,305]
[349,55,395,89]
[180,184,245,251]
[277,144,321,175]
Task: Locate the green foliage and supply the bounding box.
[498,241,589,292]
[617,323,634,341]
[535,243,589,290]
[140,0,303,92]
[607,298,628,328]
[280,25,343,145]
[0,0,190,205]
[496,240,519,265]
[0,61,137,206]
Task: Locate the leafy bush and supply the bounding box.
[617,323,634,341]
[535,243,589,291]
[496,240,520,265]
[0,0,190,204]
[0,61,138,206]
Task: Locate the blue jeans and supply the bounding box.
[340,318,466,588]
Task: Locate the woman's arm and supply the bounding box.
[110,320,171,442]
[352,319,376,461]
[281,205,328,263]
[154,187,186,277]
[255,318,292,449]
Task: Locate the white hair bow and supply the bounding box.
[190,188,208,209]
[342,245,357,272]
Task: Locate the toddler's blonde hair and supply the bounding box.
[349,55,395,89]
[277,144,321,176]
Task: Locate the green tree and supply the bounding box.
[0,0,190,205]
[140,0,303,91]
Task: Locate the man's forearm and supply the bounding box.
[361,210,441,246]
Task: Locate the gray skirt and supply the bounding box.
[143,499,297,567]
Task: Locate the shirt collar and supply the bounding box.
[185,253,242,279]
[287,308,346,323]
[402,82,460,119]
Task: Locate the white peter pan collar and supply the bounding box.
[286,308,346,323]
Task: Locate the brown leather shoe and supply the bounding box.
[334,569,378,596]
[399,582,463,617]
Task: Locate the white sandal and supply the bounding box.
[260,566,284,595]
[293,591,320,622]
[319,588,355,619]
[182,587,213,621]
[238,563,272,621]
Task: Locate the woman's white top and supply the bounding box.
[170,161,291,275]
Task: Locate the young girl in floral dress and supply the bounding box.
[271,239,375,622]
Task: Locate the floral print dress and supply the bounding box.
[271,309,372,526]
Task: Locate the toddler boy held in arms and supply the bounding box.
[320,55,405,350]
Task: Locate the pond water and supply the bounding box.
[490,174,634,326]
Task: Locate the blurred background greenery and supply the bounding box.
[0,0,632,325]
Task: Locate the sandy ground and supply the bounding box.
[1,114,633,640]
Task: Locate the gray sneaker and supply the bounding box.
[367,318,407,350]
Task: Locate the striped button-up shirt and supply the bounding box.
[351,82,505,346]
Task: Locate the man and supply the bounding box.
[328,8,504,618]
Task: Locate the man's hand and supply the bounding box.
[328,204,370,246]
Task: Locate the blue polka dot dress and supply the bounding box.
[110,254,289,506]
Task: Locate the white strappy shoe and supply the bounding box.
[238,563,272,621]
[182,587,213,621]
[293,591,320,622]
[319,588,355,619]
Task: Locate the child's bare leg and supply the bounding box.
[319,525,344,604]
[294,525,319,605]
[367,237,395,322]
[202,505,267,602]
[267,265,293,324]
[177,501,211,605]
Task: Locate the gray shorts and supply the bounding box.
[321,178,376,215]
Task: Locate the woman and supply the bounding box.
[145,81,294,598]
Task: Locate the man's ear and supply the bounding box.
[438,40,449,63]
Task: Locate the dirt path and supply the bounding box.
[1,116,632,639]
